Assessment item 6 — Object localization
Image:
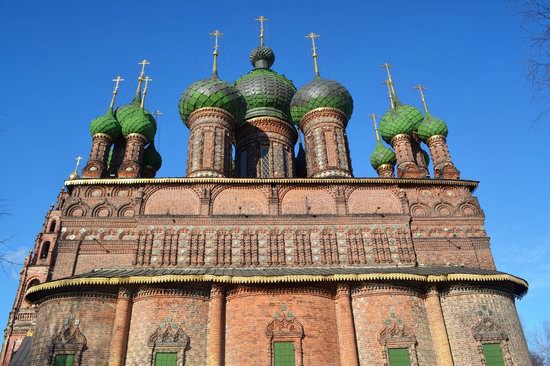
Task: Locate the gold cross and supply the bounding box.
[414,84,429,113]
[109,76,124,109]
[383,80,395,109]
[370,113,381,142]
[209,29,224,76]
[381,63,396,98]
[255,16,269,46]
[74,156,82,173]
[141,76,153,108]
[136,59,150,94]
[305,32,321,77]
[154,110,163,118]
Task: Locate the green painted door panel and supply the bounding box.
[483,343,505,366]
[388,348,411,366]
[155,352,177,366]
[273,341,295,366]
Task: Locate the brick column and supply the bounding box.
[426,135,460,179]
[118,133,146,178]
[108,288,132,366]
[207,284,225,366]
[82,133,112,178]
[335,283,359,366]
[187,107,235,178]
[425,287,454,366]
[300,108,353,178]
[235,116,297,178]
[376,163,395,177]
[390,134,422,178]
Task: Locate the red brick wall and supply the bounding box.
[225,285,340,366]
[31,293,116,366]
[125,287,209,366]
[351,283,437,365]
[441,286,531,365]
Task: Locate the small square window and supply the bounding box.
[54,354,75,366]
[388,348,411,366]
[155,352,177,366]
[273,341,295,366]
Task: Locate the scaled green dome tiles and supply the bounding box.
[290,79,353,125]
[235,69,296,122]
[179,78,246,126]
[121,109,155,142]
[143,143,162,171]
[370,142,397,169]
[379,104,424,143]
[116,99,157,136]
[417,113,448,141]
[89,109,121,139]
[250,46,275,68]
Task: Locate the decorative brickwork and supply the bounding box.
[300,108,353,178]
[82,133,112,178]
[118,133,147,178]
[391,134,423,178]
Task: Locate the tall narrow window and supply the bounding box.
[40,241,50,259]
[388,348,411,366]
[54,354,75,366]
[240,150,248,177]
[49,221,56,232]
[260,145,270,178]
[273,341,295,366]
[482,343,505,366]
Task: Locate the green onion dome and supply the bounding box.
[89,108,122,139]
[235,47,296,123]
[120,108,155,142]
[116,96,157,136]
[143,142,162,171]
[290,78,353,126]
[379,103,424,143]
[417,112,448,141]
[370,142,397,169]
[179,78,247,127]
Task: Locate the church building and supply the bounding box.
[1,17,531,366]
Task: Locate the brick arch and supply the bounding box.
[212,188,268,215]
[347,188,402,215]
[280,188,335,215]
[143,187,200,215]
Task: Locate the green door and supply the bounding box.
[53,354,75,366]
[482,343,505,366]
[388,348,411,366]
[273,342,295,366]
[155,352,177,366]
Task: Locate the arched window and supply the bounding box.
[49,221,56,232]
[27,279,40,291]
[40,242,50,259]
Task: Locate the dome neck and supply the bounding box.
[254,59,271,69]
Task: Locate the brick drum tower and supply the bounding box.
[1,18,531,366]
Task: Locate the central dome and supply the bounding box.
[235,47,296,123]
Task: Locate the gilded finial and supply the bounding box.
[140,76,153,108]
[109,76,124,109]
[209,29,224,78]
[414,84,429,113]
[136,59,150,95]
[69,156,82,180]
[371,113,381,142]
[384,80,395,109]
[255,15,269,47]
[154,110,163,118]
[305,32,321,78]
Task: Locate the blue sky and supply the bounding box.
[0,0,548,343]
